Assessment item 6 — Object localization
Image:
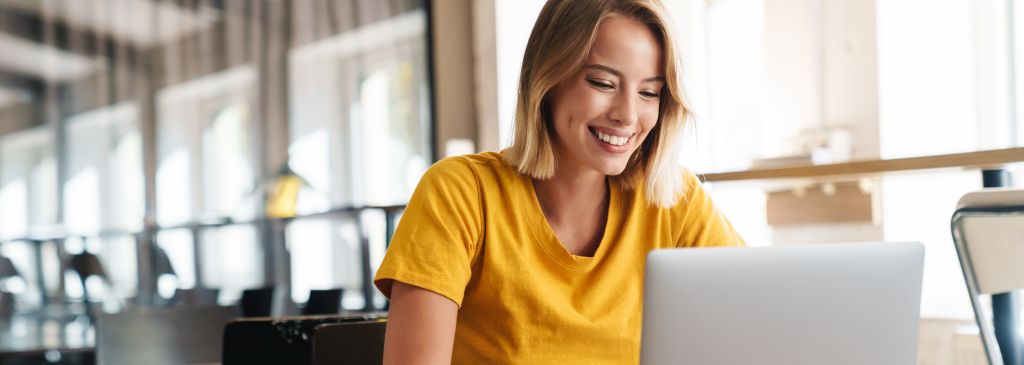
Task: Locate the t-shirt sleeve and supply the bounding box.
[676,170,746,248]
[373,157,483,307]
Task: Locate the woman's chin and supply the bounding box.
[592,161,630,177]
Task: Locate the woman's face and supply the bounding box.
[547,14,664,177]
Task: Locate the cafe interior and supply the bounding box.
[0,0,1022,364]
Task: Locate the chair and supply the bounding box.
[68,251,111,316]
[0,256,20,318]
[170,287,221,307]
[239,287,275,317]
[222,313,386,365]
[303,289,344,315]
[952,188,1024,365]
[312,320,387,365]
[96,305,240,365]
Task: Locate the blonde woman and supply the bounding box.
[374,0,744,363]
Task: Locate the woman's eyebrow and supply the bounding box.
[583,64,665,83]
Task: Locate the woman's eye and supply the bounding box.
[640,90,661,99]
[587,79,614,90]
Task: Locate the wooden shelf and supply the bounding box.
[701,147,1024,182]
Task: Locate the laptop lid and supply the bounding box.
[640,242,924,365]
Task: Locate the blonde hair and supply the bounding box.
[502,0,690,208]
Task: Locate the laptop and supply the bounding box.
[640,242,925,365]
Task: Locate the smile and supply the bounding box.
[589,127,633,147]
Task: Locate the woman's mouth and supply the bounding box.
[589,127,633,152]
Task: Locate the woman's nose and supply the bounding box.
[608,92,639,126]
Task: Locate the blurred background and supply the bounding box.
[0,0,1021,364]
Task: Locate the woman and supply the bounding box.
[373,0,744,363]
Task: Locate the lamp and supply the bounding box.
[265,164,312,218]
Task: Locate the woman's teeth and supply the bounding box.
[594,129,629,146]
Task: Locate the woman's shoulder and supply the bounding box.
[420,151,520,189]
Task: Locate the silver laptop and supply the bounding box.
[640,242,924,365]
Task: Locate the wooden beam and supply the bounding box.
[0,8,127,60]
[0,72,44,135]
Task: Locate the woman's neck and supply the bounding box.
[532,163,608,226]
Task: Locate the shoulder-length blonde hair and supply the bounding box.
[502,0,690,208]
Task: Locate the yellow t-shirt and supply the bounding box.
[374,151,744,364]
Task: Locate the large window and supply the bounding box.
[156,66,263,299]
[487,0,1023,322]
[156,66,258,226]
[0,0,432,314]
[63,102,144,303]
[0,128,55,308]
[288,9,432,207]
[287,6,432,307]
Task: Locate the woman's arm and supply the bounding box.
[383,281,459,365]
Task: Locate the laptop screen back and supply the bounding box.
[640,242,924,365]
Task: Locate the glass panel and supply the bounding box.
[156,66,257,225]
[876,0,1003,158]
[0,240,39,309]
[0,178,28,240]
[156,148,193,226]
[108,133,144,232]
[199,224,263,304]
[350,56,431,205]
[96,235,139,301]
[202,100,255,220]
[0,128,54,240]
[286,217,363,309]
[63,167,101,234]
[288,9,432,207]
[63,102,143,235]
[155,228,196,290]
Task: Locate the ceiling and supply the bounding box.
[0,0,222,112]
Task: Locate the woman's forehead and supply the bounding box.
[586,15,664,80]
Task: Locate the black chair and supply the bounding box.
[68,251,110,316]
[302,289,344,315]
[239,287,275,317]
[96,305,240,365]
[312,320,387,365]
[222,313,386,365]
[170,287,221,307]
[0,256,19,318]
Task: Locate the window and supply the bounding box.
[63,102,144,301]
[156,66,257,226]
[156,66,261,298]
[483,0,1022,321]
[288,10,432,207]
[0,128,56,308]
[288,7,432,307]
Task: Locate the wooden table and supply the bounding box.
[701,147,1024,182]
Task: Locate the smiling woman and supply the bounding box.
[373,1,745,364]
